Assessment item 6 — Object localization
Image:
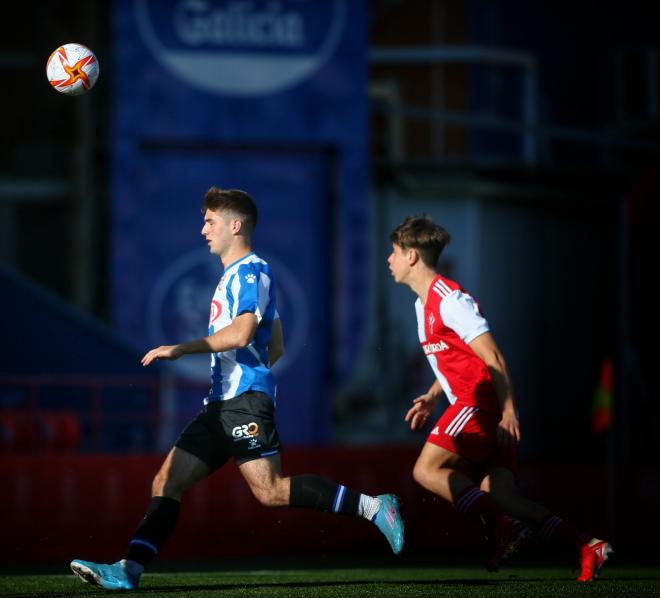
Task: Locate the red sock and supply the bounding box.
[538,515,592,548]
[454,486,506,528]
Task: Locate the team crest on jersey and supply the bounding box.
[245,273,256,283]
[428,313,435,334]
[210,300,222,323]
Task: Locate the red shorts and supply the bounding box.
[426,403,517,474]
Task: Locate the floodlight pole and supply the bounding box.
[71,1,98,314]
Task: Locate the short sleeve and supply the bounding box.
[439,290,490,344]
[234,263,273,322]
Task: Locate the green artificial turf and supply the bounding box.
[2,565,659,597]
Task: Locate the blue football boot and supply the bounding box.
[373,494,405,554]
[71,559,140,591]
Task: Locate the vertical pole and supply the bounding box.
[614,50,626,124]
[91,384,102,452]
[431,1,444,158]
[521,66,538,165]
[612,193,631,543]
[27,384,39,452]
[26,384,39,413]
[71,2,97,312]
[647,49,658,121]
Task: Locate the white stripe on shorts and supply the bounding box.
[445,406,477,437]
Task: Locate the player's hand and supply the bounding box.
[497,409,521,448]
[141,345,184,366]
[404,392,439,431]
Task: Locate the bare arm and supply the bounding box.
[141,312,258,366]
[468,331,520,446]
[404,378,443,430]
[268,318,285,366]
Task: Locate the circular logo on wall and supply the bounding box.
[134,0,347,96]
[146,248,308,382]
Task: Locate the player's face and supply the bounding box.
[387,243,410,283]
[201,209,234,257]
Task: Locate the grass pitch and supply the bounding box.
[2,564,660,598]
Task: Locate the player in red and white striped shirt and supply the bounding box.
[388,215,611,581]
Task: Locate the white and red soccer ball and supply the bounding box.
[46,43,99,96]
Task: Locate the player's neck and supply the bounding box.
[221,242,252,269]
[410,269,439,304]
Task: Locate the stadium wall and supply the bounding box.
[2,448,656,564]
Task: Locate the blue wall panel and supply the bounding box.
[111,1,367,443]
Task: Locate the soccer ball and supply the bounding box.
[46,43,99,96]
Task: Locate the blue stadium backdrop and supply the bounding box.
[111,0,368,445]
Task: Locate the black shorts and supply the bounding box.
[175,391,281,470]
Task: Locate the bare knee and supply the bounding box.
[481,469,516,502]
[413,462,434,490]
[251,483,287,507]
[481,470,530,516]
[152,469,174,497]
[149,448,210,500]
[151,466,189,499]
[252,487,278,507]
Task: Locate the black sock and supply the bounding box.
[124,496,180,567]
[289,474,360,516]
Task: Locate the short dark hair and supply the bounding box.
[202,187,258,235]
[390,215,451,267]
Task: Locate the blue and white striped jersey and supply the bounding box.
[205,252,277,403]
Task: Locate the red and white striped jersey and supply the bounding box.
[415,274,500,413]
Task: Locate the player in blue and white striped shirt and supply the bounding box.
[207,251,278,403]
[71,187,404,591]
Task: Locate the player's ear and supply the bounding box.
[231,218,243,234]
[407,248,419,265]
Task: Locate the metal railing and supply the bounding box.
[370,44,660,167]
[0,374,206,453]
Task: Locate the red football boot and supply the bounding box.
[577,540,613,582]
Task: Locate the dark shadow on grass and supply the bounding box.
[583,577,660,582]
[135,579,507,593]
[5,576,659,596]
[137,575,660,593]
